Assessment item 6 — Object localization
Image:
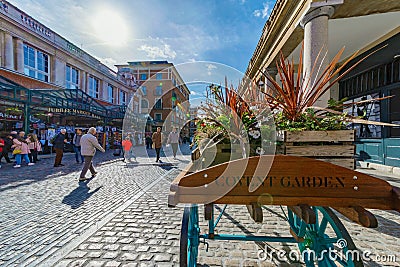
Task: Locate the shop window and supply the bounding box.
[393,59,400,83]
[23,44,49,82]
[107,84,114,103]
[378,66,385,87]
[156,73,162,80]
[389,88,400,137]
[66,65,79,89]
[343,93,382,139]
[386,63,392,84]
[88,76,99,98]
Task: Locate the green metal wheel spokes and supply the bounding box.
[288,206,363,267]
[180,205,200,267]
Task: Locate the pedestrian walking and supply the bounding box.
[167,127,180,159]
[26,133,41,163]
[122,136,136,162]
[72,128,84,163]
[152,127,163,163]
[145,134,152,149]
[53,129,67,167]
[79,127,105,181]
[0,137,4,169]
[12,132,34,168]
[10,131,17,159]
[0,135,12,165]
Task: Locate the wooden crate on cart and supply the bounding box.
[277,129,355,169]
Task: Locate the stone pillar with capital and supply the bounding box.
[80,71,86,91]
[15,38,24,73]
[3,32,14,70]
[301,5,335,107]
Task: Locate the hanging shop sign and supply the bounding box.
[0,112,23,121]
[47,108,102,119]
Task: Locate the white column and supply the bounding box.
[15,38,24,73]
[4,32,14,70]
[301,5,334,107]
[80,71,86,91]
[102,80,108,101]
[53,57,66,86]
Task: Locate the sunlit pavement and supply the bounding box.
[0,146,399,266]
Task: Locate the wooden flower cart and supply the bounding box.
[169,154,399,266]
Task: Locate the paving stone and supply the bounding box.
[120,253,138,261]
[136,245,150,252]
[138,253,153,261]
[85,261,106,267]
[86,251,103,258]
[154,254,172,262]
[102,251,119,259]
[104,261,122,267]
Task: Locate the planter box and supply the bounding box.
[277,130,355,169]
[202,143,245,167]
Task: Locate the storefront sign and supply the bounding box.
[0,112,23,121]
[47,108,102,119]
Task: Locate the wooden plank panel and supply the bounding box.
[285,130,355,142]
[286,145,354,157]
[169,156,394,206]
[172,195,396,211]
[317,158,355,169]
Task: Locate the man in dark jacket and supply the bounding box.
[152,127,163,163]
[53,129,67,167]
[0,135,12,163]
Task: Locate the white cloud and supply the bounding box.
[206,63,217,76]
[190,91,198,95]
[138,43,177,59]
[253,2,271,19]
[253,10,261,17]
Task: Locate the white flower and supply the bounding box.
[250,130,261,139]
[256,147,264,155]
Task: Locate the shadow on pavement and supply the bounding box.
[62,180,102,209]
[373,214,400,238]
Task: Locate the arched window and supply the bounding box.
[141,99,149,108]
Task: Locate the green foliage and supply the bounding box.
[275,108,349,131]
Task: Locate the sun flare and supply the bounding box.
[92,9,128,46]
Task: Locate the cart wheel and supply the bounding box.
[289,206,364,267]
[180,205,200,267]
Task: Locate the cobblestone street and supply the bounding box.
[0,145,399,266]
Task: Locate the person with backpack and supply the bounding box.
[53,129,68,167]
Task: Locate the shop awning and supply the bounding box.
[0,75,125,120]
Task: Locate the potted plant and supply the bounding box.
[258,45,396,169]
[6,107,23,116]
[195,83,271,167]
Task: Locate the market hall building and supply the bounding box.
[246,0,400,167]
[0,1,142,149]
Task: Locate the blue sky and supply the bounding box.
[11,0,274,74]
